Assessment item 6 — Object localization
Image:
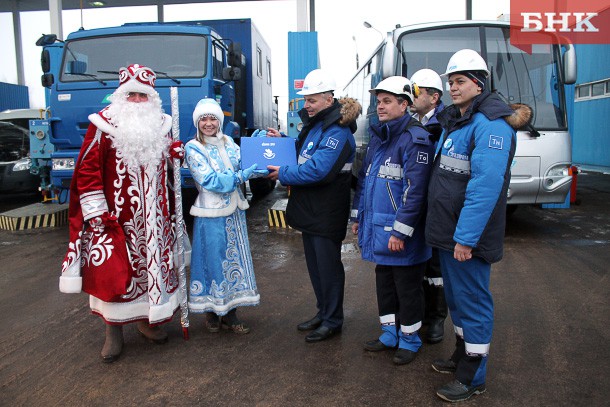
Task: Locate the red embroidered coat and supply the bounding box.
[60,109,181,324]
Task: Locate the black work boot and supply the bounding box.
[432,335,464,373]
[101,324,124,363]
[436,379,486,402]
[437,354,487,402]
[423,284,448,344]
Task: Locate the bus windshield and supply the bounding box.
[60,33,208,82]
[399,25,566,130]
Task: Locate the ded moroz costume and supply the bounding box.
[60,64,183,362]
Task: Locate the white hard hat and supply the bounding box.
[297,69,337,95]
[369,76,419,104]
[442,49,490,77]
[410,69,443,92]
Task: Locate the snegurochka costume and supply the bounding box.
[185,99,260,316]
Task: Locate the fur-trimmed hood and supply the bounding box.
[505,103,533,130]
[299,97,362,135]
[438,91,535,134]
[337,97,362,127]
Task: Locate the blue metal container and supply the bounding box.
[287,31,319,137]
[0,82,29,111]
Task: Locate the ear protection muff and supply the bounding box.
[404,82,421,98]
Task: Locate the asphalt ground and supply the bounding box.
[0,171,608,406]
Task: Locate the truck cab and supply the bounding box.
[38,20,275,198]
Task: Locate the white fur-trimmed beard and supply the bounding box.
[105,93,170,169]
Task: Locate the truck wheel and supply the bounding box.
[249,178,276,198]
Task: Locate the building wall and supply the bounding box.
[570,44,610,170]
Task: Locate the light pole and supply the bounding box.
[363,21,384,42]
[352,35,359,69]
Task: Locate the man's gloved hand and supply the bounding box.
[170,140,185,159]
[252,129,268,138]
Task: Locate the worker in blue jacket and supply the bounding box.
[410,68,447,345]
[267,69,361,343]
[426,49,531,402]
[351,76,435,365]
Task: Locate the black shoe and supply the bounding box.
[363,339,394,352]
[436,379,486,402]
[297,316,322,331]
[305,325,341,343]
[102,353,121,364]
[425,318,445,344]
[432,358,458,374]
[392,348,417,365]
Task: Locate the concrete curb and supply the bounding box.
[0,203,69,231]
[267,198,291,228]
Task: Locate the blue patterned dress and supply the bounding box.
[185,134,259,315]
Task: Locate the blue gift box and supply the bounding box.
[240,137,297,169]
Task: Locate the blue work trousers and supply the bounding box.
[438,249,493,385]
[302,233,345,329]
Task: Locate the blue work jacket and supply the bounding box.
[426,91,517,263]
[279,101,356,241]
[352,113,434,266]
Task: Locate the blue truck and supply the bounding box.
[36,18,277,200]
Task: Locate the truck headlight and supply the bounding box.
[52,158,76,170]
[12,158,32,171]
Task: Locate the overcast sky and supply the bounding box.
[0,0,509,127]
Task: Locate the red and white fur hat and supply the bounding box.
[115,64,157,95]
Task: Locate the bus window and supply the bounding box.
[484,27,566,130]
[399,26,480,103]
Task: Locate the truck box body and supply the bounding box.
[193,19,274,133]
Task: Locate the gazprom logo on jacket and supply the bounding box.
[384,157,400,168]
